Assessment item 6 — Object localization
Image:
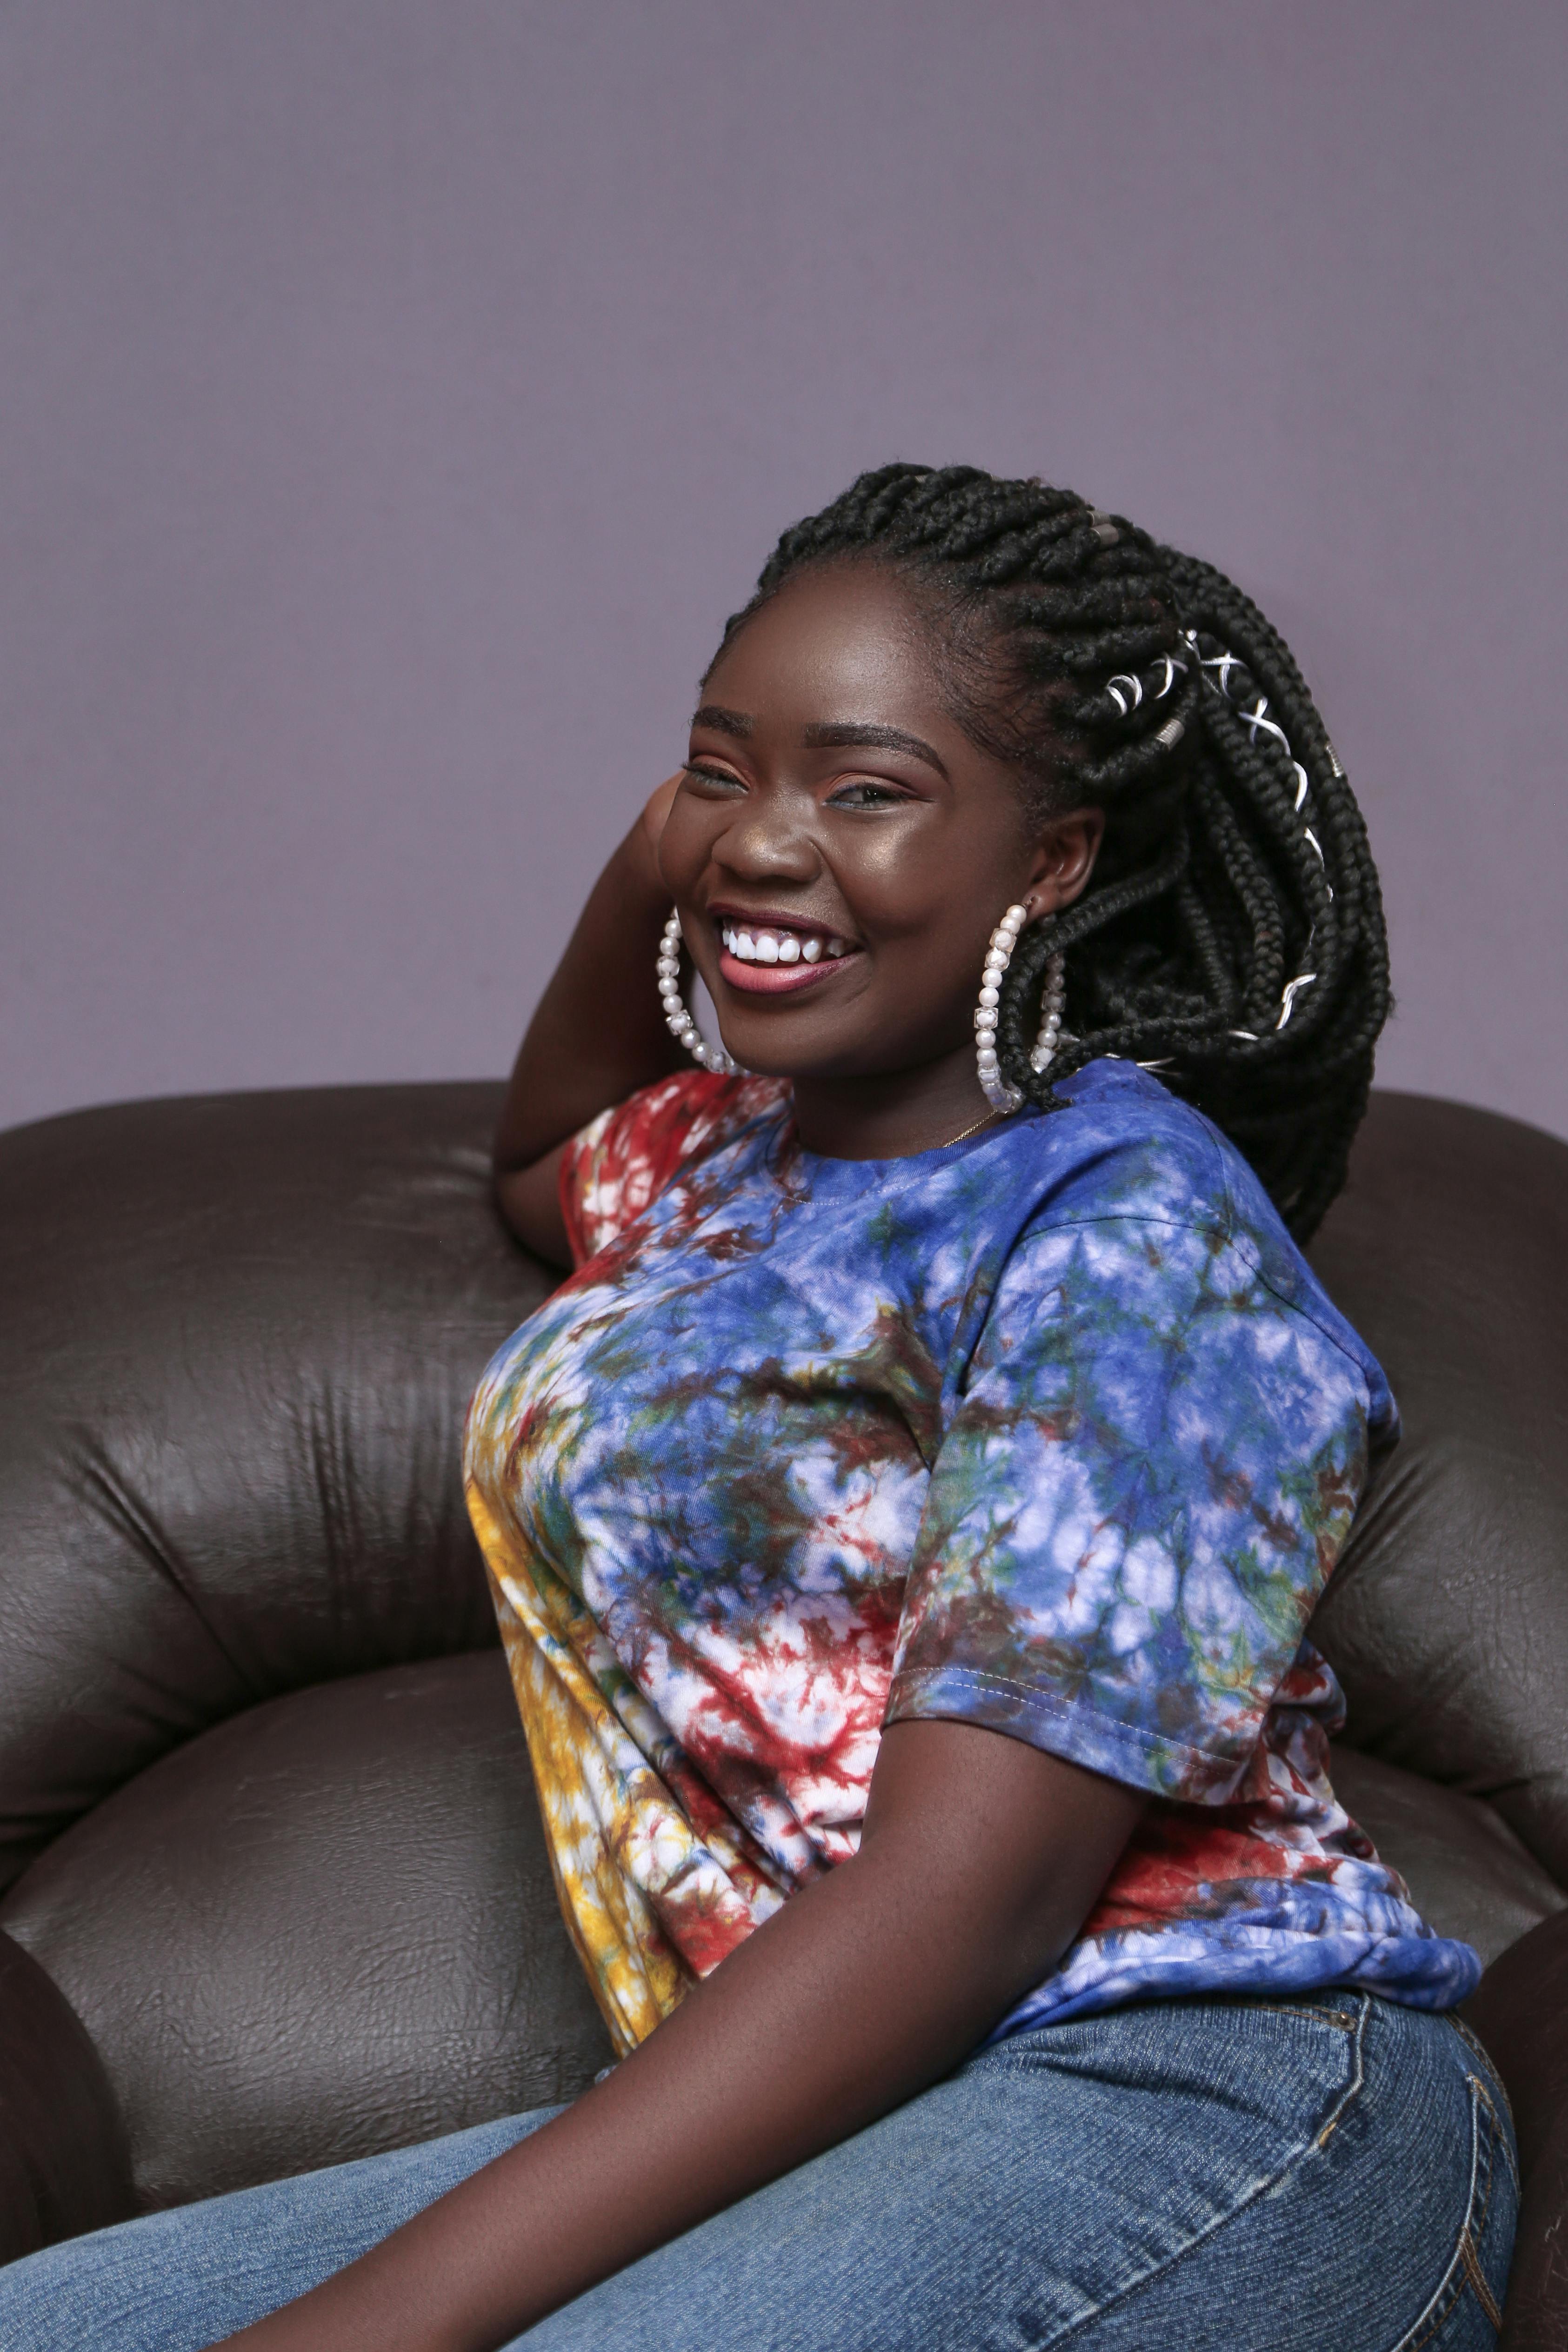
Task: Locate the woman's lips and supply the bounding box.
[712,914,861,997]
[717,947,860,994]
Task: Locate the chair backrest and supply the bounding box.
[1,1079,1564,1901]
[1308,1091,1568,1884]
[0,1082,549,1898]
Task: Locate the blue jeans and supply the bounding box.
[0,1992,1517,2351]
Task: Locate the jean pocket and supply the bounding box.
[1392,2067,1519,2351]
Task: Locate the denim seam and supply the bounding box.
[1250,2001,1359,2031]
[1388,2073,1501,2352]
[1458,2078,1506,2333]
[1464,2064,1520,2198]
[1445,2018,1519,2155]
[1460,2226,1504,2336]
[1038,1995,1372,2350]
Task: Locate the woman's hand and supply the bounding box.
[209,1721,1142,2352]
[637,771,684,872]
[491,775,692,1264]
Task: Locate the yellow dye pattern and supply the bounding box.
[465,1479,694,2055]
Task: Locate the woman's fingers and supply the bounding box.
[640,772,685,851]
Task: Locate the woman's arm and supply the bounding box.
[219,1720,1143,2352]
[493,777,687,1263]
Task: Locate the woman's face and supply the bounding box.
[658,561,1103,1143]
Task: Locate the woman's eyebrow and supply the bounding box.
[691,705,754,738]
[802,721,949,780]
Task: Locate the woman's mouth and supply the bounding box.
[715,919,861,996]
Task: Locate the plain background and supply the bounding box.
[3,0,1565,1142]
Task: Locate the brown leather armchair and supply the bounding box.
[1,1083,1566,2344]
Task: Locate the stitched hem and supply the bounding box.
[887,1663,1251,1796]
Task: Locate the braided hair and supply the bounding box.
[711,462,1390,1242]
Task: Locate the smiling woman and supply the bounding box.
[3,469,1514,2352]
[651,561,1108,1152]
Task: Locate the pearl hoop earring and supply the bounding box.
[657,909,739,1075]
[976,905,1065,1114]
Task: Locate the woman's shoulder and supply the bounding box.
[1012,1059,1337,1296]
[561,1069,790,1265]
[1005,1058,1239,1234]
[1006,1060,1393,1423]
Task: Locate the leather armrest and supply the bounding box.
[0,1929,135,2264]
[1466,1913,1568,2349]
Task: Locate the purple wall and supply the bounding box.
[4,2,1565,1140]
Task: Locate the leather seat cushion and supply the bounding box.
[0,1652,613,2211]
[1308,1094,1568,1882]
[0,1082,551,1898]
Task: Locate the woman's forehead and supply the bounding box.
[700,564,949,736]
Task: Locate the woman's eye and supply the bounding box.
[827,781,910,809]
[684,763,746,793]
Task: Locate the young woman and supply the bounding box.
[2,466,1516,2350]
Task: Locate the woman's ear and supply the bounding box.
[1025,808,1105,916]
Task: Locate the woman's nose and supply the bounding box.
[712,801,818,884]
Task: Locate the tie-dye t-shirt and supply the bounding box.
[464,1059,1478,2058]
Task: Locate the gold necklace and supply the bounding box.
[941,1108,1006,1148]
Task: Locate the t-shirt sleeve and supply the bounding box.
[559,1070,790,1267]
[886,1212,1377,1804]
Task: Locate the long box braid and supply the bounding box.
[713,463,1392,1242]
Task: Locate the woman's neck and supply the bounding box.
[787,1045,998,1161]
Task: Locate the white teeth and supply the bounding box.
[719,922,849,965]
